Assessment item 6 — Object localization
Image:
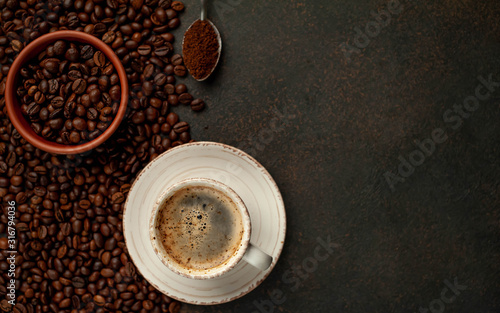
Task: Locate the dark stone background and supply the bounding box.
[170,0,500,312]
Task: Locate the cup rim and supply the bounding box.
[149,178,252,280]
[5,30,129,155]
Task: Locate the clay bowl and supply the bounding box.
[5,30,128,155]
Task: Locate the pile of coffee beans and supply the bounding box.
[19,41,121,144]
[0,0,205,312]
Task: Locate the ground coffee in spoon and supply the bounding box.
[182,20,220,80]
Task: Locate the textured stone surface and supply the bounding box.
[176,0,500,312]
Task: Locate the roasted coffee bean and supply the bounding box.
[72,277,85,288]
[112,192,125,204]
[168,94,179,106]
[154,73,167,86]
[94,51,106,67]
[142,81,154,96]
[69,131,81,143]
[72,295,81,308]
[73,117,88,131]
[101,268,115,278]
[51,41,66,56]
[65,47,80,62]
[49,108,63,119]
[89,89,102,103]
[125,262,136,277]
[138,45,152,55]
[132,111,145,124]
[34,91,46,104]
[27,103,40,116]
[179,131,191,142]
[72,79,87,94]
[68,70,83,81]
[175,83,187,94]
[64,101,76,119]
[144,64,155,79]
[173,121,189,133]
[80,45,94,60]
[98,75,110,90]
[105,237,117,251]
[169,301,181,313]
[166,112,179,126]
[48,79,59,94]
[91,66,101,76]
[57,244,68,258]
[174,65,187,76]
[0,162,8,174]
[171,54,183,65]
[102,31,116,44]
[159,0,173,8]
[50,97,64,109]
[168,17,181,29]
[43,60,59,74]
[13,303,27,313]
[48,118,64,130]
[145,107,159,121]
[150,97,162,109]
[152,8,167,24]
[109,85,121,101]
[75,104,87,117]
[47,269,59,280]
[172,1,185,11]
[165,84,175,94]
[39,80,49,94]
[87,107,98,120]
[6,151,17,167]
[190,98,205,111]
[178,93,193,104]
[92,22,106,34]
[10,176,23,187]
[94,295,106,306]
[154,46,170,57]
[27,85,38,97]
[79,199,91,209]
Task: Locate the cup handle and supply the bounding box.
[242,243,273,271]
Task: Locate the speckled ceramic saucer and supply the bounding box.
[123,142,286,305]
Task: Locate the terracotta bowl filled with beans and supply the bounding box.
[5,30,128,155]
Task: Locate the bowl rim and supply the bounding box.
[5,30,129,155]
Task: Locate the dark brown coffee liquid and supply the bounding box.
[155,186,244,271]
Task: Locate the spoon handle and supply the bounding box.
[200,0,207,21]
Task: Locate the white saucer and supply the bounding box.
[123,142,286,305]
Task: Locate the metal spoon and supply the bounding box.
[182,0,222,81]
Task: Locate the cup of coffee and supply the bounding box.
[149,178,273,279]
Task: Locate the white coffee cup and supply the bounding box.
[149,178,273,279]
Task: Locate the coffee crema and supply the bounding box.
[154,185,244,271]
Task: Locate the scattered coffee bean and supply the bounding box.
[173,121,189,133]
[179,93,193,105]
[191,98,205,112]
[173,65,187,77]
[172,1,185,11]
[171,54,183,65]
